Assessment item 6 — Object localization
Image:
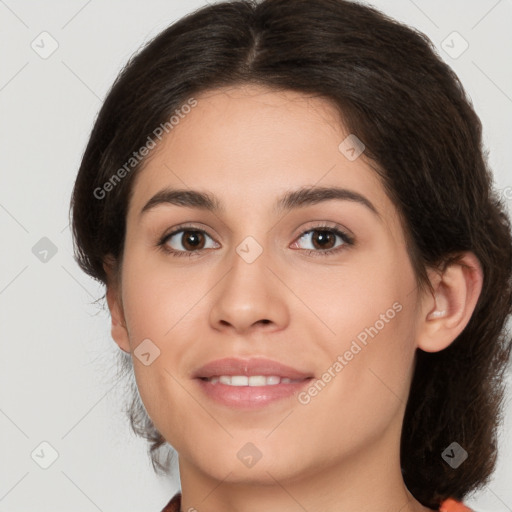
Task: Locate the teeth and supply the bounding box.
[231,375,248,386]
[206,375,297,386]
[248,375,266,386]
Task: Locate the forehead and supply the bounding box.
[126,84,398,233]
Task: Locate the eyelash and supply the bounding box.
[157,223,355,258]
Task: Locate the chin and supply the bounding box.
[186,441,313,485]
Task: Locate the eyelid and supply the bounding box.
[160,222,218,241]
[292,220,354,240]
[161,221,353,241]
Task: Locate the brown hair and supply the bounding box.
[69,0,512,508]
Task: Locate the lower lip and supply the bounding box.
[195,378,313,408]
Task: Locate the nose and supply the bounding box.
[208,244,289,336]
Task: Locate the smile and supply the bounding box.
[202,375,303,386]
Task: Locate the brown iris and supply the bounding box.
[309,230,336,250]
[180,230,206,251]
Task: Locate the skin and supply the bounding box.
[104,84,483,512]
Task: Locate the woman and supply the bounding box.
[69,0,512,511]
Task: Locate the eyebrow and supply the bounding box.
[139,186,380,219]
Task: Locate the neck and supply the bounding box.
[177,424,435,512]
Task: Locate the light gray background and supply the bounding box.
[1,0,511,511]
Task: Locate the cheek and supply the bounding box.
[313,250,418,415]
[318,258,410,341]
[118,251,212,426]
[297,305,416,462]
[120,249,207,345]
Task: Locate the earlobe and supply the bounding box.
[417,252,483,353]
[103,257,131,354]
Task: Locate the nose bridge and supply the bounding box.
[225,231,272,302]
[208,229,288,332]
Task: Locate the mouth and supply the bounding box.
[193,357,314,408]
[199,375,306,386]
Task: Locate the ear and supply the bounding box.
[416,252,483,353]
[103,255,131,353]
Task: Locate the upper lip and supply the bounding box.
[192,357,314,380]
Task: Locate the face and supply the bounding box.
[109,84,425,487]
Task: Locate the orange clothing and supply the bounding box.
[161,493,473,511]
[439,497,473,512]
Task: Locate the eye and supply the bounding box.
[157,223,354,258]
[158,226,219,257]
[291,225,354,257]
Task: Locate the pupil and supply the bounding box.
[314,230,333,249]
[185,231,203,249]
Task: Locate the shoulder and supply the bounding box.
[439,497,474,511]
[160,493,474,512]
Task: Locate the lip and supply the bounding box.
[192,357,313,380]
[193,357,314,409]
